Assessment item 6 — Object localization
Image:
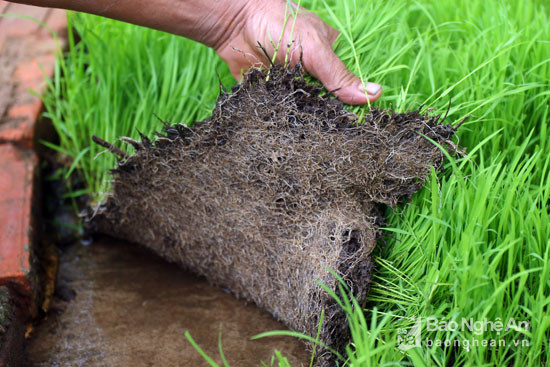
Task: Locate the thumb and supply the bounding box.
[304,42,382,105]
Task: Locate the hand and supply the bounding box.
[213,0,382,105]
[8,0,381,105]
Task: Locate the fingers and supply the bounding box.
[217,10,383,107]
[217,46,256,82]
[228,62,245,82]
[304,39,382,105]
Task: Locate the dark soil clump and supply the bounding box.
[90,64,461,366]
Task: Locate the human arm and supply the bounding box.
[9,0,382,104]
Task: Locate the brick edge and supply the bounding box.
[0,4,68,365]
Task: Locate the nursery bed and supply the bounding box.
[36,0,550,365]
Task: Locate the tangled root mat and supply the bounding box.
[90,65,462,366]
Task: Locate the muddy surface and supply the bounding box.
[26,237,310,366]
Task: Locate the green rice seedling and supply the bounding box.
[39,0,550,365]
[184,330,293,367]
[40,12,234,202]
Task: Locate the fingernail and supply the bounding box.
[359,82,381,96]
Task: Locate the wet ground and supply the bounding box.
[26,236,310,366]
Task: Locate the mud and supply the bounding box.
[26,237,310,366]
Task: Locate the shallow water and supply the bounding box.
[27,237,309,366]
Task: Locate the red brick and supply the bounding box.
[13,55,55,93]
[6,102,42,121]
[0,100,43,149]
[0,2,49,37]
[0,1,9,54]
[1,54,56,149]
[13,60,46,88]
[0,2,66,360]
[0,1,10,14]
[0,144,38,297]
[0,2,8,50]
[0,3,65,149]
[0,125,33,149]
[43,8,67,37]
